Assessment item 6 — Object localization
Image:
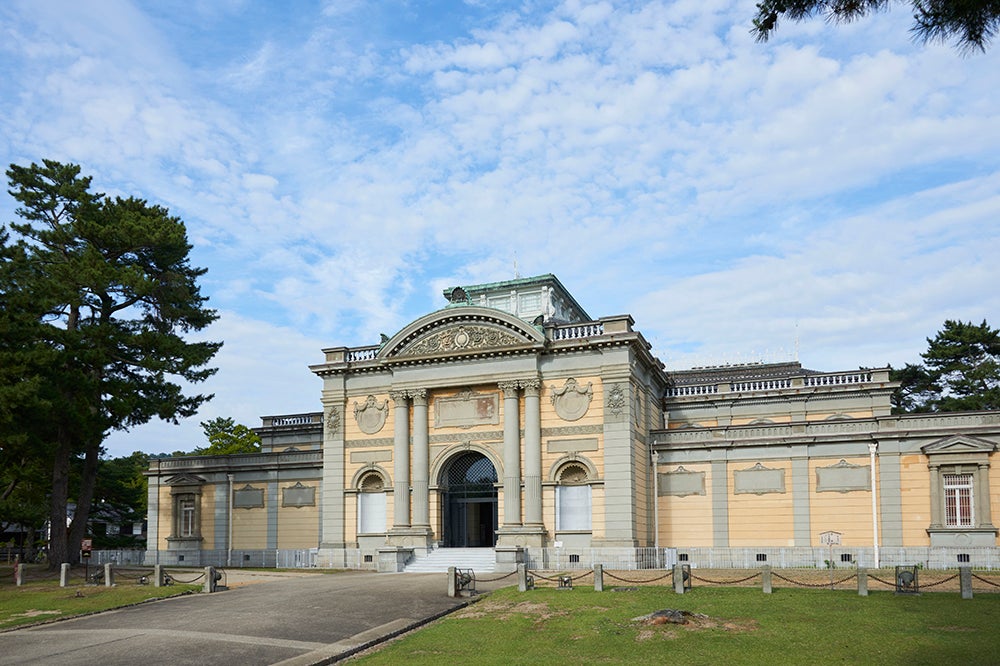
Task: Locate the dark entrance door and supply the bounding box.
[441,452,498,547]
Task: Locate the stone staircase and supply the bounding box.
[403,547,496,573]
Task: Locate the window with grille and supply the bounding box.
[944,473,974,527]
[179,496,196,537]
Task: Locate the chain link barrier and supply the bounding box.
[529,569,594,582]
[919,574,958,589]
[166,572,207,584]
[603,570,674,584]
[771,572,856,588]
[972,573,1000,588]
[689,571,761,585]
[475,570,518,583]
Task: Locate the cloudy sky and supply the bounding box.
[2,0,997,457]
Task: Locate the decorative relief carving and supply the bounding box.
[353,395,388,435]
[234,484,265,509]
[399,324,525,357]
[658,466,706,497]
[497,380,521,397]
[324,407,341,435]
[345,437,394,449]
[541,424,603,438]
[282,482,316,508]
[606,384,626,418]
[550,378,593,422]
[434,388,499,429]
[816,459,870,493]
[734,462,786,495]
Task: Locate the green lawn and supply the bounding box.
[0,565,201,630]
[351,586,1000,665]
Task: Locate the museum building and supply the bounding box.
[145,274,1000,571]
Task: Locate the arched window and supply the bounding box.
[556,463,591,532]
[357,472,387,535]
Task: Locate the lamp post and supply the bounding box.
[868,441,880,569]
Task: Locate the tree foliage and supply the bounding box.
[751,0,1000,53]
[2,159,221,565]
[192,417,262,456]
[891,319,1000,413]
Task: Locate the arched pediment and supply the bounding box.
[379,307,545,361]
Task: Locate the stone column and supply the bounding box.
[499,381,522,527]
[928,462,942,528]
[522,379,543,527]
[411,390,430,531]
[977,463,992,527]
[390,391,411,528]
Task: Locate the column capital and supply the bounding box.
[389,390,409,405]
[498,380,521,397]
[520,378,541,394]
[409,388,428,404]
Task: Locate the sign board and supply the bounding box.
[81,538,93,558]
[819,531,841,546]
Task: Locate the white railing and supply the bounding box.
[551,323,604,341]
[665,385,719,397]
[270,414,317,426]
[673,546,1000,570]
[804,372,873,387]
[346,347,379,362]
[730,379,792,392]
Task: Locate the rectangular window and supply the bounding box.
[944,474,974,527]
[518,292,542,313]
[487,296,511,312]
[556,485,591,531]
[358,492,387,534]
[179,497,196,537]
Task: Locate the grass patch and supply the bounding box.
[0,565,201,631]
[350,586,1000,665]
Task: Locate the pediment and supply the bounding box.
[380,307,545,361]
[165,473,207,486]
[921,434,997,455]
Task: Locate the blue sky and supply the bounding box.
[1,0,997,457]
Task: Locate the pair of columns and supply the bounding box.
[388,379,543,534]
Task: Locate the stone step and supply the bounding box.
[404,548,496,573]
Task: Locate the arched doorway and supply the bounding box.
[440,452,498,547]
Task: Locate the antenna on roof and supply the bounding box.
[513,252,521,279]
[794,320,800,362]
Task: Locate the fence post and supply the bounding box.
[673,564,685,594]
[448,566,458,597]
[14,561,23,586]
[60,563,70,587]
[959,567,973,600]
[204,566,215,594]
[154,564,163,587]
[761,565,772,594]
[517,563,530,592]
[594,564,604,592]
[105,563,114,587]
[857,568,868,596]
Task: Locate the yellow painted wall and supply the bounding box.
[658,463,713,546]
[808,457,874,546]
[232,500,268,549]
[156,484,215,550]
[277,497,319,549]
[728,460,795,546]
[899,453,931,546]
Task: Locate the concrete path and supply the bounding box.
[1,571,502,665]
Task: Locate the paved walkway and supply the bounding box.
[1,571,502,665]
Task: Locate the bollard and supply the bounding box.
[203,567,215,594]
[154,564,163,588]
[448,566,458,597]
[105,563,114,587]
[517,563,529,593]
[960,567,973,600]
[673,563,685,594]
[857,568,868,596]
[761,565,772,594]
[14,561,23,587]
[60,562,70,587]
[594,564,604,592]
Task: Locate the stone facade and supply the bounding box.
[145,274,1000,569]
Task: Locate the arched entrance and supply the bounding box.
[440,452,498,547]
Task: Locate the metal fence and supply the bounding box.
[674,546,1000,570]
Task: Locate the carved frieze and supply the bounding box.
[549,378,593,422]
[398,324,525,357]
[353,395,388,435]
[325,407,341,434]
[606,384,626,419]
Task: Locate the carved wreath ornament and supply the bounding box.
[549,378,593,422]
